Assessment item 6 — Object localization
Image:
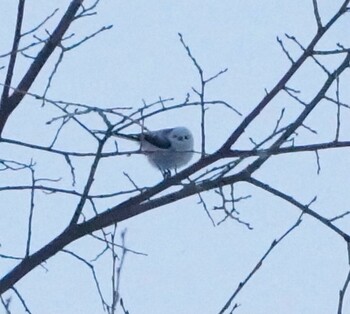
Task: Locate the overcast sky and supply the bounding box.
[1,1,350,313]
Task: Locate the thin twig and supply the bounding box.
[338,243,350,314]
[312,0,323,29]
[219,216,302,314]
[12,287,32,314]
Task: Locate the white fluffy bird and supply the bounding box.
[116,127,194,175]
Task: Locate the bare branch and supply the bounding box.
[69,135,108,225]
[61,249,108,311]
[0,0,84,135]
[277,36,295,63]
[110,228,128,314]
[12,287,32,314]
[312,0,323,29]
[0,295,11,314]
[64,25,113,51]
[25,165,36,257]
[330,211,350,222]
[196,192,216,226]
[247,177,350,242]
[179,33,207,157]
[338,243,350,314]
[21,8,59,37]
[0,0,25,104]
[335,75,341,141]
[219,216,302,314]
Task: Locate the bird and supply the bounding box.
[115,127,194,176]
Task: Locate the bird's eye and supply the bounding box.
[184,135,188,140]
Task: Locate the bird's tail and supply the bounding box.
[112,132,141,142]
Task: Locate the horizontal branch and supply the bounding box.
[228,141,350,158]
[0,184,137,199]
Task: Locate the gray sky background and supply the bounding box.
[1,1,350,313]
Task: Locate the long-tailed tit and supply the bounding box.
[116,127,194,175]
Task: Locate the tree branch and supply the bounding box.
[0,0,25,105]
[0,0,84,136]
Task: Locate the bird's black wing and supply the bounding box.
[114,129,173,149]
[144,130,172,149]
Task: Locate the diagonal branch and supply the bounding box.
[219,1,349,152]
[243,53,350,176]
[0,0,84,136]
[0,170,249,295]
[247,177,350,242]
[0,0,25,105]
[219,216,302,314]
